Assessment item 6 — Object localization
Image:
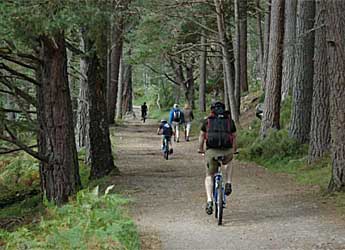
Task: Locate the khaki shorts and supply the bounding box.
[205,148,233,175]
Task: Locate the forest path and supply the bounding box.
[110,110,345,250]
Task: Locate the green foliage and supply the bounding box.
[0,153,40,205]
[1,187,140,250]
[237,97,332,191]
[0,1,115,44]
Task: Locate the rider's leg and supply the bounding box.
[223,150,234,195]
[205,151,217,214]
[224,162,234,184]
[205,175,213,202]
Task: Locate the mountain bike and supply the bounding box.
[213,155,226,225]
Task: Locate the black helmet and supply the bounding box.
[211,101,225,115]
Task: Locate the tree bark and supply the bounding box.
[115,57,124,120]
[223,65,230,111]
[289,0,315,144]
[308,0,330,164]
[235,0,248,94]
[185,64,195,109]
[281,0,297,100]
[256,0,264,71]
[122,61,133,114]
[260,0,285,137]
[75,31,90,156]
[214,0,239,125]
[77,25,119,180]
[262,0,271,90]
[326,0,345,192]
[38,32,81,205]
[199,34,207,112]
[87,50,118,179]
[107,17,124,124]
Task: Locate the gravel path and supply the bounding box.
[110,114,345,250]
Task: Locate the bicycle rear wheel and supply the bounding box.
[217,183,223,225]
[164,139,169,160]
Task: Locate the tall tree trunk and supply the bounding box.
[87,50,118,179]
[234,0,241,115]
[327,0,345,192]
[262,0,272,90]
[75,31,90,156]
[214,0,239,125]
[223,67,230,111]
[199,34,207,112]
[122,62,133,114]
[308,0,330,164]
[260,0,285,136]
[116,57,124,120]
[185,64,195,109]
[38,32,81,205]
[107,17,124,124]
[236,0,248,93]
[281,0,297,100]
[289,0,315,144]
[256,0,264,72]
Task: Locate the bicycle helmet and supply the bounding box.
[210,101,225,115]
[160,119,167,123]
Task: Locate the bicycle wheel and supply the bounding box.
[164,149,169,160]
[164,140,169,160]
[217,183,223,225]
[214,180,218,219]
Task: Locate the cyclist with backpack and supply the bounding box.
[169,104,184,143]
[198,101,237,215]
[157,119,174,154]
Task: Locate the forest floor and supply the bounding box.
[110,107,345,250]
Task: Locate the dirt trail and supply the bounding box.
[111,109,345,250]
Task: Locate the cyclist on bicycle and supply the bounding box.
[157,119,174,154]
[198,102,237,215]
[141,102,148,122]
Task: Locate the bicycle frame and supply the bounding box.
[213,165,226,208]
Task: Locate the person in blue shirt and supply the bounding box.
[168,104,184,143]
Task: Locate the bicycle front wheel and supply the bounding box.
[164,140,169,160]
[217,183,223,225]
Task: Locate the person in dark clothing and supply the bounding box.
[157,119,174,154]
[198,101,237,215]
[141,102,148,122]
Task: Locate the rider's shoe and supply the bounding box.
[225,183,232,196]
[169,148,173,154]
[176,138,179,143]
[186,136,190,142]
[206,201,213,215]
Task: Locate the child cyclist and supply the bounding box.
[157,119,174,154]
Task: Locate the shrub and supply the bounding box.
[1,186,140,250]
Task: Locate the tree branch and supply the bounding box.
[0,76,37,107]
[0,108,36,114]
[0,63,40,86]
[0,126,48,162]
[0,145,37,155]
[143,63,180,86]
